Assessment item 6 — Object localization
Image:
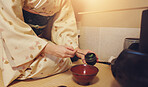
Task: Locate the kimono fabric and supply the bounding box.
[0,0,78,86]
[17,9,72,80]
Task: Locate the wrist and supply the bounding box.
[43,42,56,54]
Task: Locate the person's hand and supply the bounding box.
[43,43,76,58]
[75,47,98,64]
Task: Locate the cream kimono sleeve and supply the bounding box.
[0,1,47,86]
[0,1,47,68]
[51,0,79,49]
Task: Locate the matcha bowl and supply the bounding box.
[70,64,99,85]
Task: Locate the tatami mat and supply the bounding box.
[0,69,75,87]
[0,61,82,87]
[0,60,119,87]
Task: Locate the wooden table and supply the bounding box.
[0,59,120,87]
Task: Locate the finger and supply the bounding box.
[82,56,86,64]
[62,54,75,58]
[62,50,76,58]
[96,55,99,62]
[66,49,76,55]
[93,53,99,61]
[87,50,95,54]
[65,46,74,51]
[96,58,99,62]
[68,54,75,58]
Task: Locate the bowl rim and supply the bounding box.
[70,64,99,76]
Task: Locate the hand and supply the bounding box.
[43,43,76,58]
[75,47,98,64]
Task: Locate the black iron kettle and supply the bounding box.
[111,49,148,87]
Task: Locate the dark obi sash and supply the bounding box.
[23,9,52,36]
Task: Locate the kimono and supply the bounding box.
[0,0,78,86]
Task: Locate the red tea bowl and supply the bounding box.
[70,64,99,85]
